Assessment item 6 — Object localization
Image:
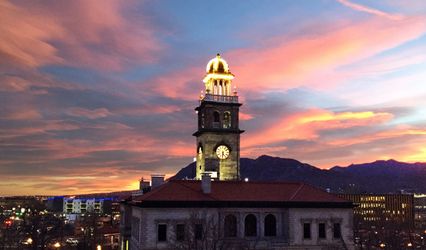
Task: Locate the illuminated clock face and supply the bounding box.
[216,145,230,159]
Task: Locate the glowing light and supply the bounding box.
[97,245,102,250]
[26,238,33,244]
[205,54,230,73]
[379,243,385,248]
[54,242,61,248]
[244,178,249,182]
[203,73,234,83]
[407,242,412,247]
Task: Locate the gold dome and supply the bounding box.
[206,53,230,74]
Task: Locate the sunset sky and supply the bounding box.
[1,0,426,195]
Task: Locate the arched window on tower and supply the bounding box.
[213,111,220,128]
[244,214,257,237]
[264,214,277,236]
[223,112,231,128]
[213,82,218,95]
[224,214,237,237]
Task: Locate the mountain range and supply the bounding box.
[171,155,426,193]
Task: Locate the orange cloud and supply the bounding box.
[243,109,393,148]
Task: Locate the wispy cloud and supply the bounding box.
[337,0,403,20]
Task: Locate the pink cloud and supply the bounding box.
[142,15,426,102]
[67,107,113,119]
[0,0,163,71]
[242,109,393,148]
[229,16,426,93]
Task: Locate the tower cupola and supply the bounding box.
[203,54,234,96]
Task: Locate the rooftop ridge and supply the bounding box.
[169,179,306,185]
[175,180,218,201]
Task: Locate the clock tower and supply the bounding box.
[193,54,244,181]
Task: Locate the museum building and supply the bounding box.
[120,54,355,250]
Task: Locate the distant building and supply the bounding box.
[46,196,64,212]
[337,193,414,229]
[63,197,110,214]
[414,194,426,229]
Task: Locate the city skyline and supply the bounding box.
[1,0,426,195]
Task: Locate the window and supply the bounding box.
[264,214,276,236]
[195,224,203,240]
[224,214,237,237]
[158,224,167,242]
[131,217,140,241]
[318,223,326,239]
[223,112,231,128]
[213,111,220,126]
[303,223,311,239]
[244,214,257,237]
[333,223,341,238]
[176,224,185,242]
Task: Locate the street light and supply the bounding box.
[26,238,33,244]
[379,243,385,248]
[97,245,102,250]
[407,242,413,247]
[54,242,61,248]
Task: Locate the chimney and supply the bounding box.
[139,178,151,194]
[139,178,150,190]
[151,174,165,189]
[201,173,211,194]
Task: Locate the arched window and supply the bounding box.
[264,214,276,236]
[223,112,231,128]
[213,111,220,128]
[244,214,257,237]
[224,214,237,237]
[213,111,220,122]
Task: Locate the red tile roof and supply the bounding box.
[130,180,350,206]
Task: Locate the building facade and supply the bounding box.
[337,193,414,229]
[120,54,355,250]
[63,197,106,214]
[414,194,426,229]
[122,179,354,250]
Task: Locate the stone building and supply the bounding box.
[121,177,354,249]
[120,54,355,249]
